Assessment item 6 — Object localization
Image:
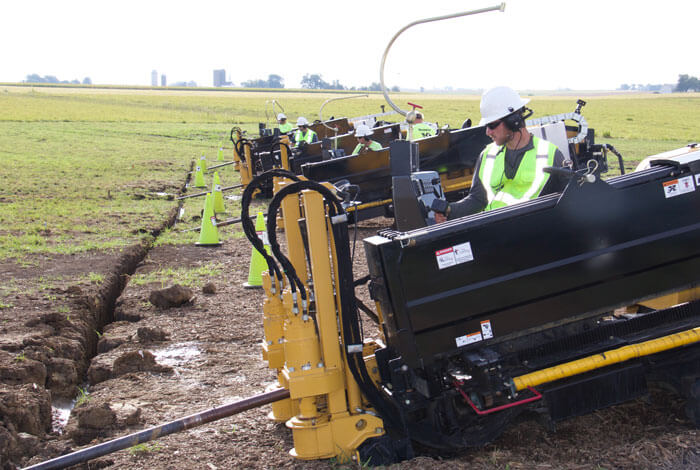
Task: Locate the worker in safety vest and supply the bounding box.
[352,124,383,155]
[277,113,293,134]
[411,112,436,139]
[293,117,318,147]
[434,86,567,222]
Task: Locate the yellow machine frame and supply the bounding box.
[259,182,385,462]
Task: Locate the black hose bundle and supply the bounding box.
[266,139,293,168]
[265,180,341,303]
[230,126,241,144]
[240,169,300,292]
[265,178,402,432]
[235,139,252,163]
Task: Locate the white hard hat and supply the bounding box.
[296,116,309,126]
[277,113,286,120]
[355,124,373,138]
[478,86,530,126]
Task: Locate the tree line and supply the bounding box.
[24,74,91,85]
[619,74,699,93]
[675,74,699,92]
[240,73,399,92]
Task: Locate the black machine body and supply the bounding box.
[363,147,700,451]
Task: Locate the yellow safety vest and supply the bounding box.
[294,129,317,147]
[478,136,557,211]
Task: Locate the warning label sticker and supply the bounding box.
[455,331,483,348]
[663,176,695,198]
[257,230,269,246]
[695,174,700,187]
[435,241,474,270]
[480,320,494,339]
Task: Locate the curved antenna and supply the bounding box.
[379,3,506,118]
[265,100,285,128]
[272,99,285,115]
[318,94,369,131]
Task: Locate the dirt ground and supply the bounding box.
[1,214,699,469]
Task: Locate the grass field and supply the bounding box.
[1,84,699,262]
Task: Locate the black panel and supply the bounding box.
[543,363,648,422]
[364,162,700,368]
[302,126,491,203]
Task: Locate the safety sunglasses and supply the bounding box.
[486,120,502,130]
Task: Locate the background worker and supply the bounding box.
[293,117,318,147]
[434,86,568,222]
[352,124,382,155]
[411,112,436,139]
[277,113,293,134]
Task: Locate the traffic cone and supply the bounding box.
[195,193,222,247]
[193,164,206,188]
[212,172,226,214]
[244,212,271,288]
[199,155,207,172]
[217,147,225,162]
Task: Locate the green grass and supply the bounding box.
[1,85,698,262]
[128,442,162,456]
[128,262,225,288]
[75,386,90,406]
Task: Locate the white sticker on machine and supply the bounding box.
[695,174,700,187]
[455,331,483,348]
[435,241,473,270]
[663,176,695,198]
[480,320,494,339]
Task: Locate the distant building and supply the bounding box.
[213,69,234,87]
[151,70,158,87]
[161,74,167,87]
[213,69,228,87]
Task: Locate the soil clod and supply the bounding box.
[148,285,194,309]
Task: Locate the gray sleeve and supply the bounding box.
[541,148,568,195]
[447,154,487,220]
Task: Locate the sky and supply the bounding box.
[3,0,699,91]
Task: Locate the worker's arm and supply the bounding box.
[443,153,488,220]
[539,148,568,195]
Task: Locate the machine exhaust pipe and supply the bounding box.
[24,388,290,470]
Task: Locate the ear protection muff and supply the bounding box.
[503,109,523,132]
[502,106,533,132]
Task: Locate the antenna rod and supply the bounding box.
[379,3,506,116]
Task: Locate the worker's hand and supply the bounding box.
[434,212,447,224]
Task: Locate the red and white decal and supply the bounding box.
[455,331,483,348]
[435,241,473,270]
[663,176,695,198]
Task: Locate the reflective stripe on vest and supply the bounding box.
[294,129,317,146]
[479,137,556,211]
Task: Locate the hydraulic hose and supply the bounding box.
[235,139,252,163]
[275,179,403,431]
[266,180,344,301]
[328,200,402,432]
[266,139,293,168]
[230,126,241,144]
[240,169,300,288]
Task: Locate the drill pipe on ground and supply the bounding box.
[179,212,266,232]
[25,388,290,470]
[177,184,243,200]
